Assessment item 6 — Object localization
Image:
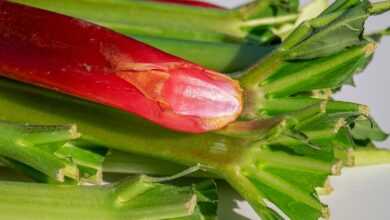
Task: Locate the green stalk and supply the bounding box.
[0,78,350,219]
[0,122,76,181]
[261,44,372,97]
[238,0,388,119]
[103,150,216,178]
[369,0,390,15]
[103,150,187,175]
[241,14,298,27]
[0,78,252,170]
[0,121,105,184]
[0,157,63,183]
[0,176,216,220]
[55,143,105,183]
[11,0,299,44]
[240,0,386,88]
[350,148,390,166]
[239,42,374,119]
[133,36,273,73]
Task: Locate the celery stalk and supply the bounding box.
[0,176,217,220]
[350,148,390,166]
[0,121,104,183]
[133,36,273,73]
[11,0,299,44]
[0,78,358,219]
[103,150,195,177]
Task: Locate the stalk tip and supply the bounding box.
[358,104,370,116]
[322,206,330,220]
[69,124,81,139]
[55,169,65,182]
[334,118,347,133]
[316,178,334,195]
[312,89,333,99]
[363,42,377,56]
[346,148,356,167]
[331,160,343,175]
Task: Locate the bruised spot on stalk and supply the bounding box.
[115,61,243,131]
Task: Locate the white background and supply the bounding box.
[206,1,390,219]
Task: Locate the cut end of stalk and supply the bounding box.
[316,177,334,195]
[0,120,103,184]
[363,42,377,56]
[110,175,212,219]
[358,104,370,116]
[346,148,356,167]
[320,100,329,113]
[80,168,103,185]
[63,164,80,182]
[224,140,334,220]
[55,169,65,182]
[312,89,333,99]
[335,118,347,133]
[69,124,81,139]
[94,169,103,185]
[322,207,331,220]
[114,176,156,205]
[331,160,343,175]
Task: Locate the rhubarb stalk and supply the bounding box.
[0,1,242,133]
[11,0,275,73]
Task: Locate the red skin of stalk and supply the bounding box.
[0,2,242,133]
[153,0,223,8]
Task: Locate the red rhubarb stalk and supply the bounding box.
[154,0,222,8]
[0,1,242,133]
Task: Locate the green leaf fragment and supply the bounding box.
[272,0,329,40]
[262,43,374,97]
[248,168,327,220]
[283,0,369,59]
[350,117,389,141]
